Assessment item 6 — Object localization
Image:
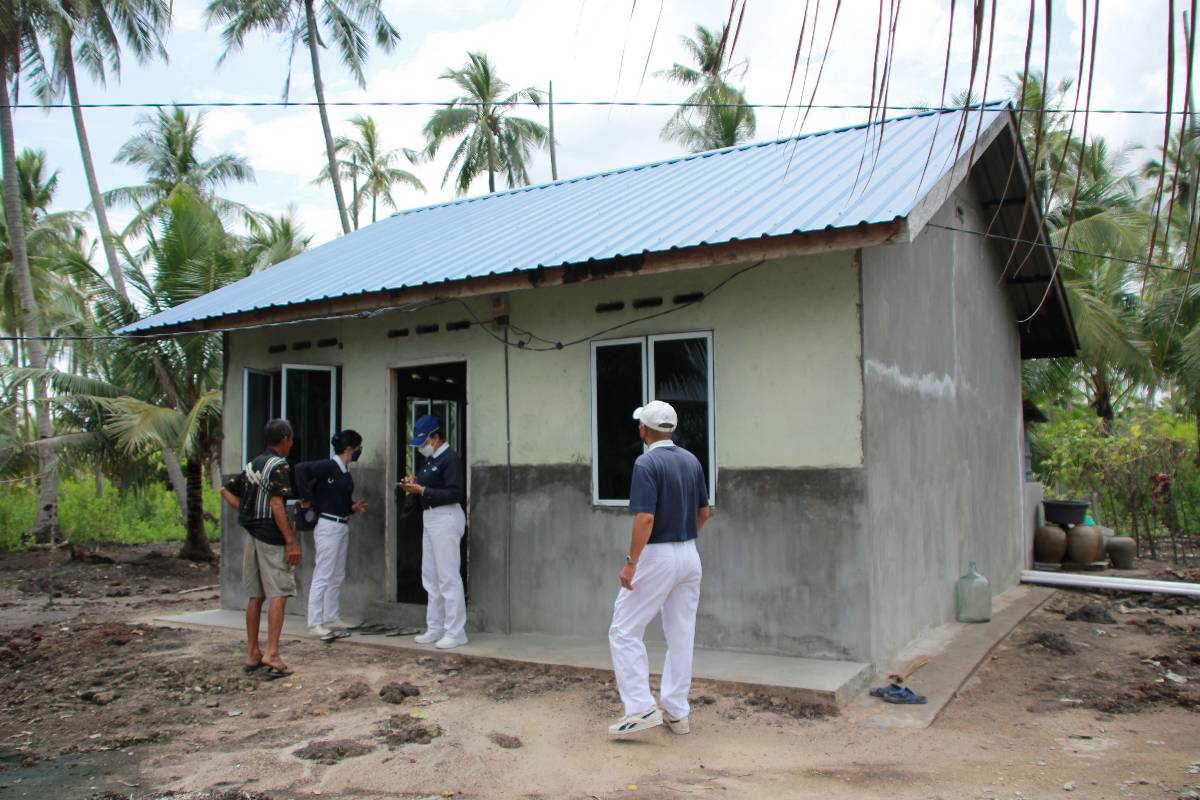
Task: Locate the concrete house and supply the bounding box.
[124,103,1077,673]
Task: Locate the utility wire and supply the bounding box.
[926,222,1189,274]
[4,99,1186,116]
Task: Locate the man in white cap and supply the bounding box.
[607,400,711,736]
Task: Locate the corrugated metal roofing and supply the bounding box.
[122,103,1010,334]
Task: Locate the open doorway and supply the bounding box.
[394,362,467,605]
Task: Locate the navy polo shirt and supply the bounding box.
[628,442,709,543]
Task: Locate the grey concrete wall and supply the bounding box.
[469,464,872,660]
[860,185,1027,665]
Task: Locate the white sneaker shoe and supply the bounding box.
[664,714,690,734]
[414,630,444,645]
[434,633,469,649]
[608,707,663,736]
[309,623,331,637]
[325,618,351,630]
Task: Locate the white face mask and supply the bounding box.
[418,442,436,458]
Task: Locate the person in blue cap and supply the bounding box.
[400,415,468,649]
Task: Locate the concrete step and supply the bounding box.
[156,608,873,710]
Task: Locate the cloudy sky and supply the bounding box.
[23,0,1182,246]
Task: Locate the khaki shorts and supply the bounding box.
[243,536,296,599]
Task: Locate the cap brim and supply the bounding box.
[632,407,645,422]
[410,433,430,447]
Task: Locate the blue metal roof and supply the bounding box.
[122,103,1010,334]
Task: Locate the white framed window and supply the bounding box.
[242,368,278,464]
[281,364,340,463]
[591,332,715,506]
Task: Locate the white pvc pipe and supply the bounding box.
[1021,570,1200,597]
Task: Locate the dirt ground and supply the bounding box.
[0,545,1197,800]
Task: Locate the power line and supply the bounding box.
[5,99,1185,116]
[926,222,1189,274]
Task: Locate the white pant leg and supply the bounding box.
[421,526,445,634]
[423,505,466,636]
[322,521,350,622]
[659,541,702,719]
[308,518,342,627]
[608,545,677,716]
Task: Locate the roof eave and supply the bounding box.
[123,220,910,337]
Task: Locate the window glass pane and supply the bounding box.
[595,342,645,501]
[244,372,273,460]
[652,337,711,495]
[285,369,334,463]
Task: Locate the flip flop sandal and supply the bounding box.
[321,630,351,642]
[262,666,295,681]
[881,686,927,704]
[243,661,265,673]
[345,623,381,632]
[385,627,422,637]
[869,683,903,697]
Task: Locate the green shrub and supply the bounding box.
[0,478,221,551]
[0,485,36,551]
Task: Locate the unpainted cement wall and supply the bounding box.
[860,185,1027,665]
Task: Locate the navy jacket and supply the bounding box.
[294,458,355,518]
[417,447,464,509]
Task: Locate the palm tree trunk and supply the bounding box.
[177,455,213,562]
[486,119,497,193]
[0,62,58,542]
[64,50,126,300]
[162,446,189,520]
[304,0,352,235]
[371,192,377,223]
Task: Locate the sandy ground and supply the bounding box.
[0,545,1197,800]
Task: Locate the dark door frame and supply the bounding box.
[393,361,468,605]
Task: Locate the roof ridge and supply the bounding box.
[388,99,1011,219]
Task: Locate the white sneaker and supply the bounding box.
[414,630,444,645]
[608,707,663,736]
[309,623,331,637]
[664,714,690,734]
[434,633,469,649]
[325,618,351,630]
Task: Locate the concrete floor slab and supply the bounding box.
[846,584,1055,729]
[155,608,873,709]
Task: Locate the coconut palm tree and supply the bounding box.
[316,115,423,226]
[243,208,312,271]
[32,0,170,301]
[661,82,755,152]
[25,188,250,560]
[104,106,254,235]
[205,0,400,235]
[657,23,756,152]
[0,5,66,540]
[423,52,547,195]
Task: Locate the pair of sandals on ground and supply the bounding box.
[243,652,294,680]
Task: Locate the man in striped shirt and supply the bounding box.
[220,419,300,679]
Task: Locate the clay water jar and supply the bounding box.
[1033,524,1068,563]
[1065,525,1103,564]
[1106,536,1137,570]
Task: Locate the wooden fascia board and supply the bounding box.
[127,221,908,336]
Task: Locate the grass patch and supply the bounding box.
[0,478,220,551]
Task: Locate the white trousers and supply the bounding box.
[608,539,703,719]
[307,517,350,627]
[422,504,467,637]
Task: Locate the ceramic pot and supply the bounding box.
[1066,525,1103,564]
[1107,536,1137,570]
[1033,524,1068,563]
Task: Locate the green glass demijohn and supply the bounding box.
[955,561,991,623]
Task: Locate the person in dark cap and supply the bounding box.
[295,429,367,641]
[400,415,467,649]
